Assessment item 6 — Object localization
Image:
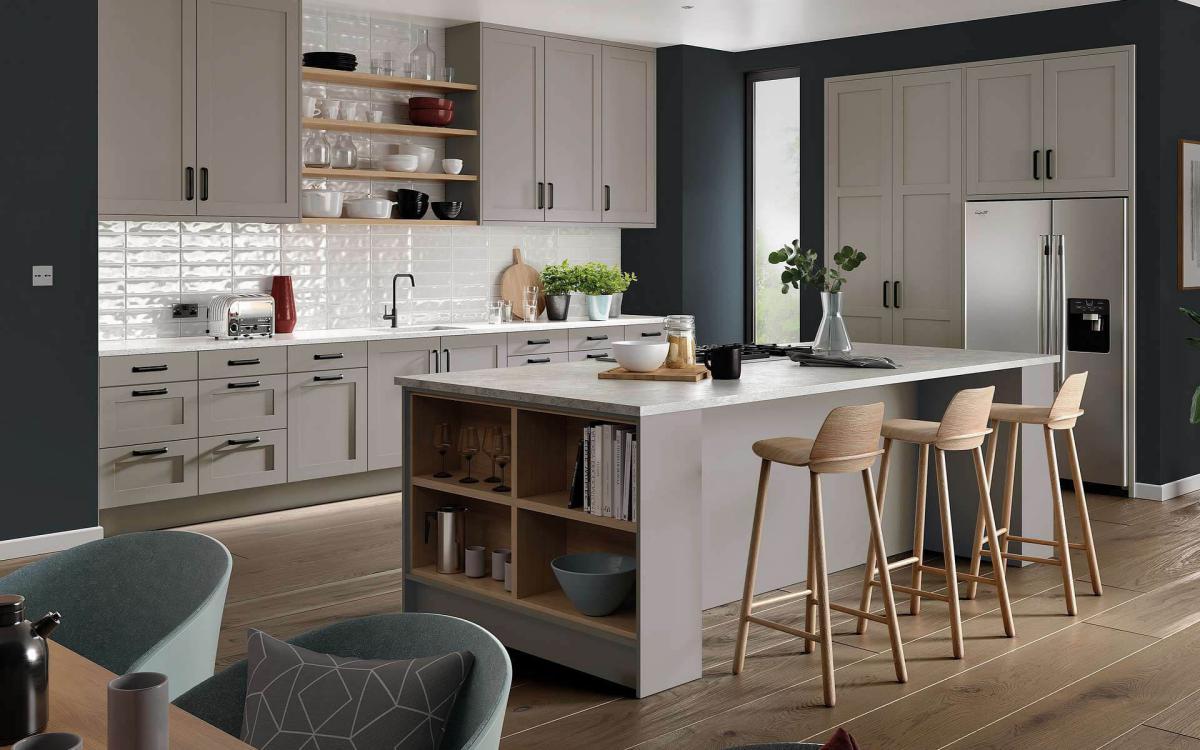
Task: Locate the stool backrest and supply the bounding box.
[1050,372,1088,425]
[936,386,995,451]
[809,402,884,474]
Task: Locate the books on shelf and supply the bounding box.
[577,424,638,522]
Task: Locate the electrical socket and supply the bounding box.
[32,266,53,287]
[172,303,199,319]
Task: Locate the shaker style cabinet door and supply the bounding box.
[1043,51,1130,193]
[544,38,603,223]
[195,0,299,218]
[601,46,656,225]
[825,76,894,344]
[367,338,437,471]
[480,28,546,222]
[287,369,368,482]
[98,0,196,215]
[444,333,508,372]
[891,69,963,348]
[966,61,1044,195]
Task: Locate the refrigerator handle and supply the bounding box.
[1039,235,1051,354]
[1056,234,1067,390]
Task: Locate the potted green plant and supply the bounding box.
[539,261,577,321]
[575,262,624,321]
[609,269,637,318]
[767,242,867,354]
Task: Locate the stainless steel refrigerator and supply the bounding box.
[964,198,1127,489]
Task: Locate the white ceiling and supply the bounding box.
[353,0,1125,52]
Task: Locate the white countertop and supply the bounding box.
[97,316,665,357]
[395,343,1059,417]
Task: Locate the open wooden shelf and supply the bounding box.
[303,117,476,138]
[412,473,512,505]
[409,565,510,600]
[518,490,636,532]
[300,218,478,226]
[520,587,636,640]
[302,66,478,92]
[303,167,478,182]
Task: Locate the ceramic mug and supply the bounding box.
[465,545,487,578]
[318,98,341,120]
[14,734,83,750]
[302,95,321,118]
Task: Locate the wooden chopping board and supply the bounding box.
[499,247,544,320]
[598,364,711,382]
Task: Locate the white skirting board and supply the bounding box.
[1132,474,1200,502]
[0,526,104,561]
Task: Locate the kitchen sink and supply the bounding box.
[391,325,468,332]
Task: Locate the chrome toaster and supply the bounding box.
[207,293,275,339]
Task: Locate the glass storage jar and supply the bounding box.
[331,133,358,169]
[303,131,332,168]
[664,314,696,369]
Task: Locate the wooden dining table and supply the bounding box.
[1,642,251,749]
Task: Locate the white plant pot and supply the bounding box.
[585,295,612,321]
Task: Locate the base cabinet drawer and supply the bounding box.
[198,429,288,495]
[508,352,569,367]
[287,368,368,481]
[569,349,611,362]
[198,374,288,437]
[507,330,569,356]
[287,341,368,372]
[198,347,287,379]
[98,439,198,509]
[623,322,664,340]
[99,381,198,448]
[99,352,198,387]
[568,326,622,351]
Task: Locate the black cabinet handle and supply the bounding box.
[883,281,889,308]
[227,380,261,389]
[226,436,261,446]
[536,181,545,210]
[185,167,195,201]
[586,334,609,341]
[641,331,662,337]
[1033,150,1040,180]
[604,184,611,211]
[527,357,551,364]
[585,353,607,359]
[200,167,209,200]
[313,374,344,382]
[547,182,555,210]
[227,358,260,366]
[527,338,551,345]
[131,388,168,397]
[893,280,902,309]
[131,364,168,373]
[1046,149,1054,180]
[313,353,343,360]
[131,447,169,457]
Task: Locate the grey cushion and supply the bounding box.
[241,629,473,750]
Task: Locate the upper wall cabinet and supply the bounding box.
[966,50,1129,195]
[99,0,300,220]
[447,24,655,227]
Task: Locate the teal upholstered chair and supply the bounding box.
[174,613,513,750]
[0,530,232,699]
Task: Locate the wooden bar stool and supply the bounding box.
[856,386,1015,660]
[732,402,907,707]
[965,372,1101,616]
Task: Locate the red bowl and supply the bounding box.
[410,108,454,126]
[409,97,453,110]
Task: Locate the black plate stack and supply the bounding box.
[303,51,357,71]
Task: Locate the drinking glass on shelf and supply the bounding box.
[458,426,481,484]
[432,422,452,478]
[522,285,540,322]
[482,426,502,483]
[500,300,512,323]
[493,432,512,493]
[381,51,394,76]
[441,66,456,83]
[523,302,539,322]
[487,300,505,325]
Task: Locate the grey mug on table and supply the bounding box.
[108,672,169,750]
[14,734,82,750]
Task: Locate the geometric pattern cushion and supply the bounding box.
[240,629,474,750]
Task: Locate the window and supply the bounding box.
[748,73,801,344]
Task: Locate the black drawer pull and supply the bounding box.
[131,364,168,373]
[640,331,662,337]
[228,358,260,366]
[226,437,261,446]
[313,374,344,382]
[585,353,607,359]
[131,447,169,457]
[586,334,609,341]
[313,353,344,360]
[527,338,551,345]
[131,388,168,397]
[227,380,261,389]
[527,357,551,364]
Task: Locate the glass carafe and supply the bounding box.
[303,131,332,168]
[331,133,358,169]
[813,291,853,355]
[409,28,437,81]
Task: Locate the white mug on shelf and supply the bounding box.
[441,158,464,175]
[318,98,341,120]
[368,109,385,123]
[302,95,321,118]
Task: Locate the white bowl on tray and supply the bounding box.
[611,340,669,372]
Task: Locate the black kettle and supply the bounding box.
[0,594,61,744]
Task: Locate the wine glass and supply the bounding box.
[432,422,451,478]
[458,426,480,484]
[493,432,512,493]
[482,425,502,483]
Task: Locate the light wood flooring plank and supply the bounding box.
[1104,726,1200,750]
[1145,688,1200,740]
[1088,572,1200,639]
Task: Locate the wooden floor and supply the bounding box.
[6,489,1200,748]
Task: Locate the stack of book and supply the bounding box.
[569,424,638,522]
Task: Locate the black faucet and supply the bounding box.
[382,273,415,328]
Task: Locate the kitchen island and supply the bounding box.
[396,343,1059,696]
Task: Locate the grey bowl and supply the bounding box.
[551,552,636,617]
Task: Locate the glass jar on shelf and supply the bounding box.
[302,131,332,168]
[409,28,437,81]
[664,314,696,369]
[330,133,358,169]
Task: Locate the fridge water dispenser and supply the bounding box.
[1067,298,1109,353]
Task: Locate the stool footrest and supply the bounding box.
[827,602,887,624]
[1003,534,1087,552]
[956,571,1000,586]
[982,549,1062,566]
[873,581,949,601]
[750,589,812,611]
[885,556,921,571]
[745,615,819,643]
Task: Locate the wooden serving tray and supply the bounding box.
[598,364,710,382]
